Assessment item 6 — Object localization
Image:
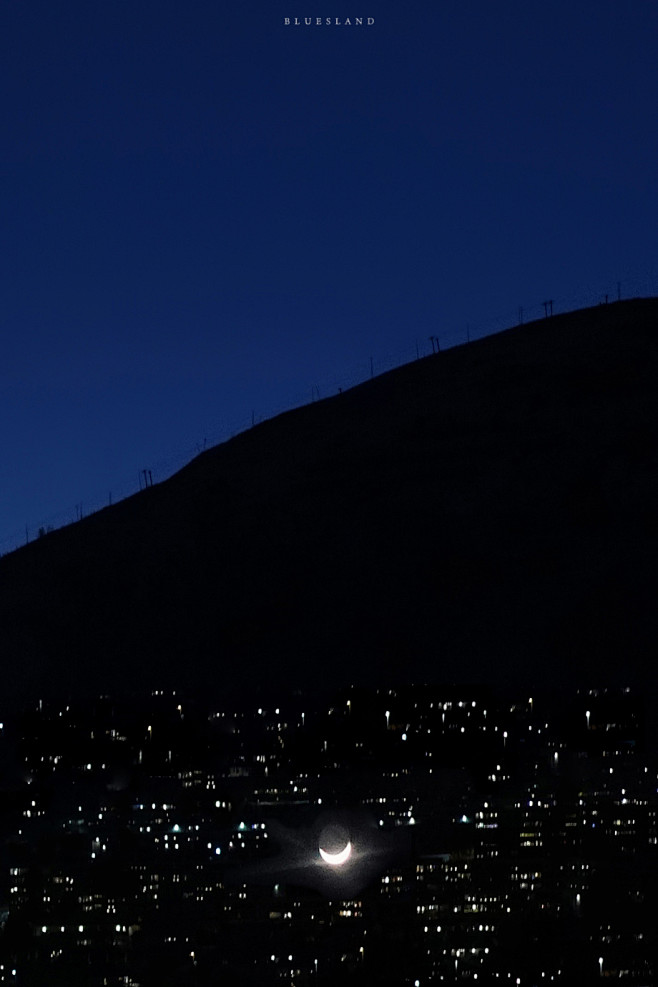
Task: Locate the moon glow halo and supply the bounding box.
[318,841,352,866]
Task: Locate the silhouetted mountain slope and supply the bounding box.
[1,299,657,713]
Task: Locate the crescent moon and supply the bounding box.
[319,841,352,866]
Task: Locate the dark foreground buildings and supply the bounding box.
[0,683,656,985]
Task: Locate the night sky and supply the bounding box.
[2,0,657,551]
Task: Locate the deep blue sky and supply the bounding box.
[2,0,657,550]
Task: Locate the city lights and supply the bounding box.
[0,683,651,984]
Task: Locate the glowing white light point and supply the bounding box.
[319,841,352,866]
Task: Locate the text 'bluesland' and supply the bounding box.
[283,17,375,26]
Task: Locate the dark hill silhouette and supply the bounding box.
[1,299,657,715]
